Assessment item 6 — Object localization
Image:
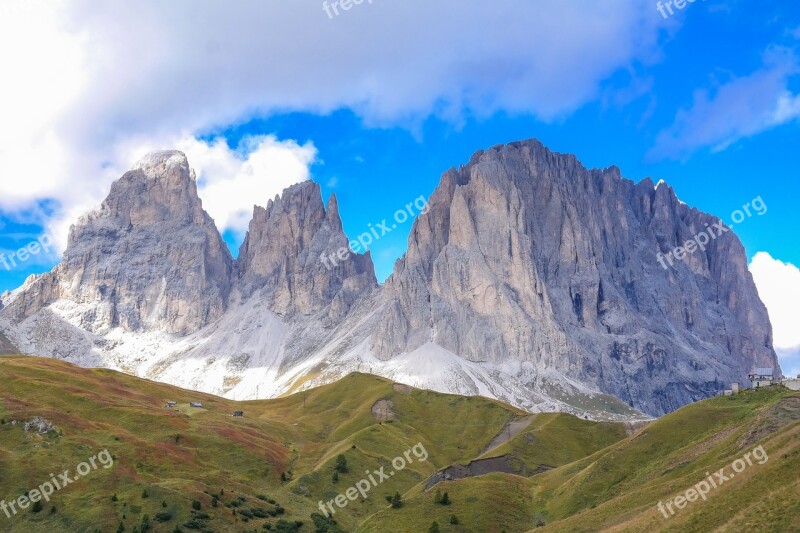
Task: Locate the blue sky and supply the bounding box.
[1,0,799,374]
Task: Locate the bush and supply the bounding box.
[111,494,119,502]
[273,520,303,533]
[310,512,346,533]
[31,501,43,513]
[191,500,201,511]
[182,518,204,530]
[142,489,149,499]
[155,512,173,523]
[449,514,458,525]
[251,507,268,518]
[428,522,440,533]
[390,492,402,509]
[334,455,348,473]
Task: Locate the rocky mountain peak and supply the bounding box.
[238,180,376,319]
[374,138,779,415]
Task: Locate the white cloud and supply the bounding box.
[183,136,316,238]
[0,0,666,244]
[650,46,800,160]
[749,252,800,376]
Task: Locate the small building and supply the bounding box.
[748,368,775,388]
[165,401,177,408]
[233,411,244,417]
[723,389,733,396]
[190,402,204,408]
[731,383,739,393]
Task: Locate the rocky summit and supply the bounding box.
[0,140,781,418]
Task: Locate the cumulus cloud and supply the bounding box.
[0,0,666,249]
[749,252,800,377]
[650,46,800,160]
[183,136,316,238]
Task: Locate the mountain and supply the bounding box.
[0,330,16,354]
[0,356,797,533]
[0,140,781,417]
[370,141,779,415]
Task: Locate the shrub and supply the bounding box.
[334,455,348,473]
[428,522,440,533]
[390,492,402,509]
[251,507,268,518]
[155,512,173,523]
[449,514,458,525]
[31,501,43,513]
[191,500,201,511]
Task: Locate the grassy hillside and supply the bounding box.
[358,385,799,533]
[1,355,797,533]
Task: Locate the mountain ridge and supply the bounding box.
[0,139,780,418]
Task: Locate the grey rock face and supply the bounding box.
[238,181,377,322]
[0,329,17,354]
[2,151,233,335]
[372,140,779,415]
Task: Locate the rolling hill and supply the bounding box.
[1,355,797,532]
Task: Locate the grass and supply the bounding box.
[0,355,797,533]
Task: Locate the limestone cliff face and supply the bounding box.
[2,151,233,335]
[237,181,376,322]
[372,140,779,414]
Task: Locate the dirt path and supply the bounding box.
[479,415,536,457]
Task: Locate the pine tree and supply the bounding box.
[334,455,348,473]
[428,521,440,533]
[390,492,402,509]
[440,491,450,505]
[332,471,339,483]
[449,514,458,525]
